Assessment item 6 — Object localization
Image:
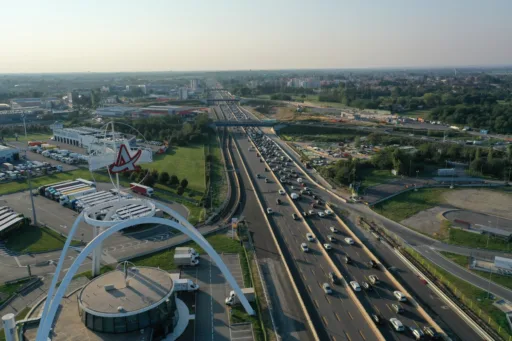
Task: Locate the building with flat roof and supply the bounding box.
[95,106,141,117]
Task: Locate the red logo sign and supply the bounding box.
[109,144,142,173]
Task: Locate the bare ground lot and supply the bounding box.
[400,188,512,236]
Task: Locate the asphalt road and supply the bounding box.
[224,107,379,341]
[226,118,312,340]
[236,103,484,340]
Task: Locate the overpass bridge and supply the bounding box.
[212,120,277,127]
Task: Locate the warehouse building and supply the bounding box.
[52,126,121,148]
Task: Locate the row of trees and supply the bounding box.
[113,113,211,146]
[122,169,189,195]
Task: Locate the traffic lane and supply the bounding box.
[292,202,409,341]
[229,134,314,341]
[358,230,478,341]
[239,135,379,341]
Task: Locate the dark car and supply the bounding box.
[423,326,441,339]
[344,256,352,264]
[302,211,308,217]
[328,271,340,284]
[292,213,298,220]
[361,281,372,290]
[276,198,281,205]
[368,260,378,268]
[371,314,383,325]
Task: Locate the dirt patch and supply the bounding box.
[401,206,450,236]
[442,189,512,220]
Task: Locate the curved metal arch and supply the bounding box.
[36,205,254,341]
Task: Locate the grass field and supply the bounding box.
[440,251,512,291]
[447,229,512,252]
[360,168,396,189]
[3,133,52,143]
[210,134,227,209]
[373,188,447,222]
[0,278,32,304]
[5,225,82,253]
[131,234,244,271]
[149,145,206,193]
[400,110,432,118]
[408,248,511,338]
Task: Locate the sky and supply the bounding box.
[1,0,511,73]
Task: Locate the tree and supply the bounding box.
[150,169,159,180]
[177,186,185,195]
[354,136,361,148]
[169,175,179,186]
[143,173,156,187]
[180,178,189,189]
[159,171,170,184]
[487,148,493,162]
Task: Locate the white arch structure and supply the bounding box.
[36,201,255,341]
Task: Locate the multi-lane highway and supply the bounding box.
[210,88,488,341]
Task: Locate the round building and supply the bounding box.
[78,266,178,335]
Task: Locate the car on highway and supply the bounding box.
[265,178,269,183]
[276,198,281,205]
[371,313,383,325]
[308,210,315,215]
[323,243,332,251]
[361,281,372,291]
[344,255,352,264]
[350,281,361,292]
[306,233,315,242]
[329,226,338,233]
[344,237,354,245]
[328,271,341,284]
[394,290,407,302]
[266,208,273,215]
[292,213,298,220]
[256,174,261,178]
[317,211,326,217]
[369,275,380,284]
[392,303,404,314]
[322,283,332,294]
[423,326,440,339]
[278,189,285,195]
[300,243,309,252]
[302,211,308,217]
[327,235,336,242]
[410,327,424,340]
[324,209,333,215]
[368,259,378,268]
[390,318,404,332]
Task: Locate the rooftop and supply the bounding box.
[79,267,173,314]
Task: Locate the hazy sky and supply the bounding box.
[1,0,511,73]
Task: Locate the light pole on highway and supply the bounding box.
[24,151,38,226]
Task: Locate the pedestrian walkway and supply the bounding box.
[0,242,17,257]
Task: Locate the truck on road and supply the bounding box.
[175,247,199,259]
[174,253,199,267]
[225,288,255,306]
[173,278,199,292]
[130,183,154,197]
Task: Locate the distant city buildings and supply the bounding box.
[286,78,321,89]
[179,87,188,100]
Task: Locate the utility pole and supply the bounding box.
[24,151,37,226]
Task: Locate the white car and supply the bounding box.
[266,208,273,215]
[306,233,315,242]
[308,210,315,215]
[409,327,424,340]
[322,283,332,294]
[300,243,309,252]
[323,243,332,251]
[390,318,404,332]
[394,290,407,302]
[344,238,354,245]
[330,226,338,233]
[317,211,326,217]
[324,209,333,215]
[350,281,361,292]
[278,189,285,195]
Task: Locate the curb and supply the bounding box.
[247,134,385,341]
[327,203,446,337]
[232,130,320,341]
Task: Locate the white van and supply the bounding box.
[393,291,407,302]
[390,318,404,332]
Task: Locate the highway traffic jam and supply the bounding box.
[224,103,441,341]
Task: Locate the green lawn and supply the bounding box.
[4,225,82,253]
[373,188,447,222]
[360,168,396,189]
[408,248,511,338]
[400,110,432,118]
[131,234,244,271]
[0,278,32,305]
[447,229,512,252]
[210,135,227,209]
[2,133,52,143]
[149,145,206,193]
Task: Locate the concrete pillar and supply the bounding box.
[2,313,18,341]
[91,226,102,277]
